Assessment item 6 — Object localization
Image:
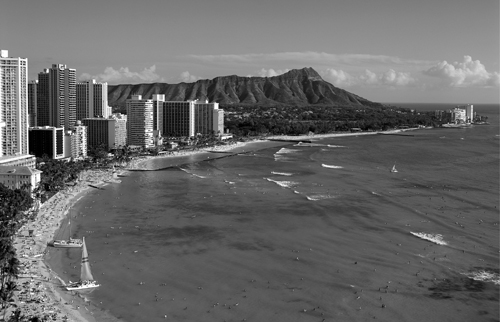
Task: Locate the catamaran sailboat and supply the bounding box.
[391,163,398,173]
[66,237,100,291]
[50,210,82,248]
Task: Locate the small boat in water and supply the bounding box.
[50,211,82,248]
[391,163,398,173]
[66,237,100,291]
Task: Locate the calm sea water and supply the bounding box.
[47,104,499,322]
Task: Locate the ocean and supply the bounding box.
[46,103,499,322]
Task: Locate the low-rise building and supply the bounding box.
[0,166,42,191]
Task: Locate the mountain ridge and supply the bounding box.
[107,67,382,108]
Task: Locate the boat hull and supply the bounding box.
[50,239,83,248]
[66,282,100,291]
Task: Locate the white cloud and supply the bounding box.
[256,68,290,77]
[321,68,415,88]
[320,69,356,87]
[178,71,202,83]
[423,56,499,87]
[79,65,164,83]
[379,69,414,86]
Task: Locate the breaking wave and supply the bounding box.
[462,270,500,285]
[327,145,346,148]
[179,167,206,178]
[293,142,326,147]
[265,178,298,189]
[322,164,344,169]
[276,148,299,154]
[306,194,336,201]
[274,148,300,162]
[271,171,293,176]
[410,232,447,245]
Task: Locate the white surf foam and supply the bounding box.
[306,194,336,201]
[293,142,326,147]
[271,171,293,176]
[275,148,299,154]
[410,232,447,245]
[322,164,344,169]
[462,270,500,285]
[265,178,298,189]
[327,144,346,148]
[179,168,206,178]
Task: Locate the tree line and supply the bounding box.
[222,104,439,136]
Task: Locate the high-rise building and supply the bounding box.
[28,126,65,159]
[456,104,474,123]
[65,121,87,159]
[126,95,154,148]
[0,50,29,158]
[155,99,195,137]
[193,100,224,135]
[76,79,110,121]
[37,64,76,131]
[82,117,127,151]
[153,98,224,138]
[28,80,38,127]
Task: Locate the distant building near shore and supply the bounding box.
[435,104,474,124]
[456,104,474,123]
[82,117,127,151]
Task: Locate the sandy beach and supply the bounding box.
[4,138,260,321]
[6,168,123,322]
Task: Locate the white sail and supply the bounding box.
[80,237,94,281]
[391,164,398,173]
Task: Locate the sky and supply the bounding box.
[1,0,499,104]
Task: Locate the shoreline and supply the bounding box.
[7,169,123,322]
[5,128,420,321]
[126,128,418,171]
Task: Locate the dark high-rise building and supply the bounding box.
[37,64,76,131]
[28,126,65,159]
[28,80,37,127]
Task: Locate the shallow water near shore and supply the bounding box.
[47,105,499,322]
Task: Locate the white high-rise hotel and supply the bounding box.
[0,50,29,157]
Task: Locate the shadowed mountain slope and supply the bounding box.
[108,67,382,108]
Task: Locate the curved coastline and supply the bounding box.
[7,128,419,321]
